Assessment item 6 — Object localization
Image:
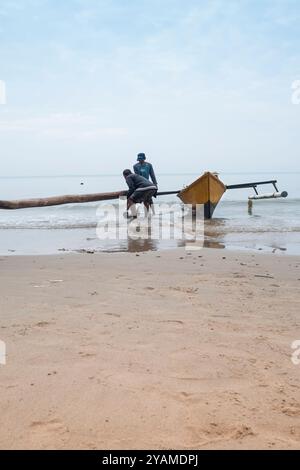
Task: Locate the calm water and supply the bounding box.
[0,172,299,255]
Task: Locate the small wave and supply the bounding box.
[0,223,98,230]
[55,202,104,211]
[207,227,300,234]
[1,222,299,233]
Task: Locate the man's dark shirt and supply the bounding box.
[125,174,156,199]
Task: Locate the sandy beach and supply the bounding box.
[0,248,300,450]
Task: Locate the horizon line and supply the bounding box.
[0,171,299,179]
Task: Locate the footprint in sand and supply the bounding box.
[35,321,52,328]
[159,320,184,326]
[29,419,69,436]
[103,312,121,318]
[170,286,199,294]
[185,423,255,447]
[47,371,57,376]
[280,403,300,417]
[79,352,97,358]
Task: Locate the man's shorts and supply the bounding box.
[130,188,157,204]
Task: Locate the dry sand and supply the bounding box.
[0,248,300,450]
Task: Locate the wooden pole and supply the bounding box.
[0,190,180,210]
[0,191,127,210]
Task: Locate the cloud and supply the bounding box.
[0,112,128,140]
[0,0,300,174]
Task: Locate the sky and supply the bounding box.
[0,0,300,176]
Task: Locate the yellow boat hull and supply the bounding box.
[178,172,226,219]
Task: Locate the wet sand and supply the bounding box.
[0,249,300,449]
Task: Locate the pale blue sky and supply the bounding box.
[0,0,300,176]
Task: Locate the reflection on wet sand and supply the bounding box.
[126,224,185,253]
[203,240,225,249]
[203,219,227,250]
[117,220,227,253]
[127,235,158,253]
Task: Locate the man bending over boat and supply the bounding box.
[123,169,157,217]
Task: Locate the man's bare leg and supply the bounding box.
[143,201,151,217]
[127,198,137,218]
[150,199,155,215]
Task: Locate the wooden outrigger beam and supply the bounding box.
[226,180,279,195]
[226,179,288,201]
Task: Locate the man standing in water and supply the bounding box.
[133,153,157,213]
[133,153,158,187]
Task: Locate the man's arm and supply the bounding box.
[149,164,157,186]
[133,163,139,175]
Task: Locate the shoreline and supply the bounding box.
[0,226,299,256]
[0,246,298,258]
[1,248,300,449]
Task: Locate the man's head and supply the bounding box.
[123,169,132,179]
[137,153,146,162]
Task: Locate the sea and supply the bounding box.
[0,172,299,256]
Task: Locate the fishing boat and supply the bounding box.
[178,172,226,219]
[177,171,288,219]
